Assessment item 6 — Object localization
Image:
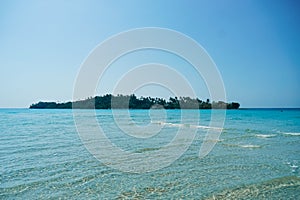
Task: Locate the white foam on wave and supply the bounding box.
[193,125,223,131]
[291,164,299,169]
[239,144,261,148]
[152,121,223,130]
[283,132,300,136]
[255,134,276,138]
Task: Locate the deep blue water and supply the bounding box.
[1,108,300,199]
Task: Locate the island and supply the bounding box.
[30,94,240,109]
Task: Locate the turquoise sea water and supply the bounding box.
[1,108,300,199]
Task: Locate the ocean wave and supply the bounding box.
[245,128,258,133]
[286,162,299,173]
[193,125,223,131]
[238,144,261,148]
[134,147,161,153]
[151,121,223,131]
[282,132,300,136]
[206,176,300,200]
[255,134,276,138]
[222,143,261,149]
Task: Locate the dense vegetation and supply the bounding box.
[30,94,240,109]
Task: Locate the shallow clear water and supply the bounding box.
[1,108,300,199]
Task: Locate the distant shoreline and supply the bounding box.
[29,94,240,110]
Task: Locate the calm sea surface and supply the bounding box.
[1,108,300,199]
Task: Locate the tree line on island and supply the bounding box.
[30,94,240,109]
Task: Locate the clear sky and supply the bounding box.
[0,0,299,108]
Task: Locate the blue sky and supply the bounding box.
[0,0,299,108]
